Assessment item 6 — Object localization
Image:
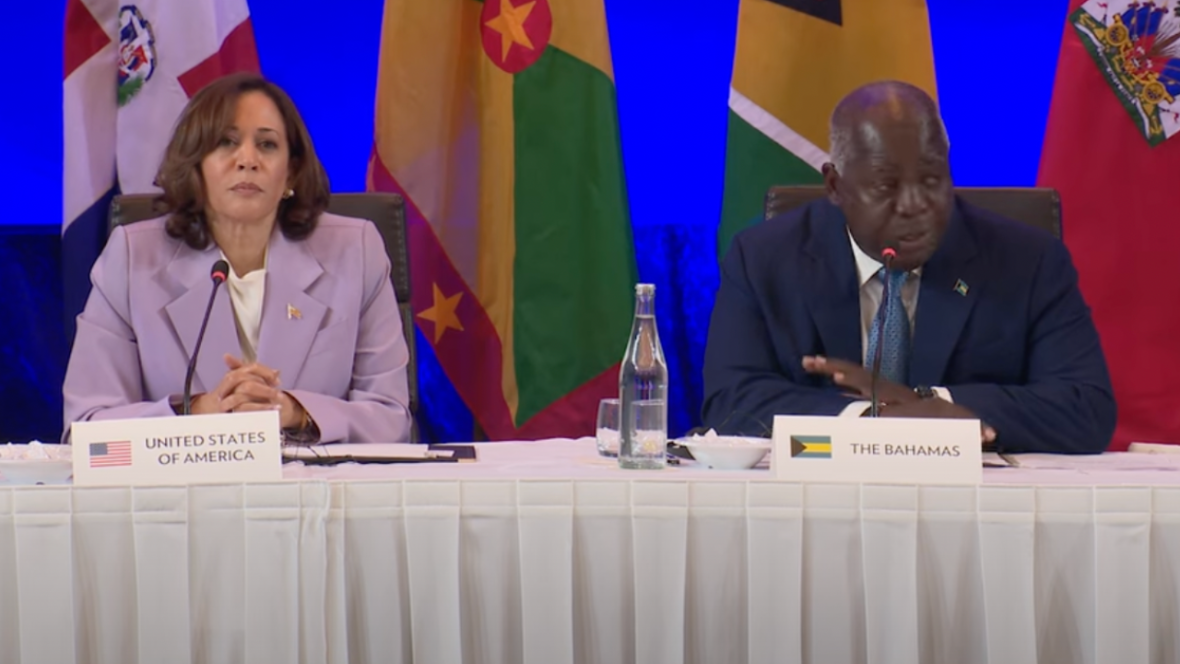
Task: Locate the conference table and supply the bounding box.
[2,438,1179,664]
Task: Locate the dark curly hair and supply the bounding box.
[154,72,330,249]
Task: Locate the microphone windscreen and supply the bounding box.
[210,260,230,284]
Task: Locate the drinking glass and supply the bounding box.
[618,398,667,470]
[596,398,620,457]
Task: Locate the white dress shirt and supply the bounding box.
[221,250,267,364]
[839,233,952,416]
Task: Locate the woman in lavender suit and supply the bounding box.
[63,73,411,444]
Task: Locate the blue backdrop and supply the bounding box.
[1,0,1070,442]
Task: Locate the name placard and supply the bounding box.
[70,411,282,486]
[772,415,982,485]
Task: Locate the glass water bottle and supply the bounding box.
[618,283,668,470]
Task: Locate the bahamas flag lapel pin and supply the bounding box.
[954,279,969,297]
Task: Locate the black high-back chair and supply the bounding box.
[109,192,418,441]
[763,185,1062,238]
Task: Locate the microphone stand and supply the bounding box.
[869,249,896,417]
[183,260,230,415]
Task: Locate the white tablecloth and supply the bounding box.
[3,438,1180,664]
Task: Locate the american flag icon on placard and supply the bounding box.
[90,441,132,468]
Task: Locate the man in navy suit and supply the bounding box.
[702,81,1115,454]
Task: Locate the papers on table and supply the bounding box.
[282,443,475,465]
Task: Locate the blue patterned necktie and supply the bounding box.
[865,268,911,385]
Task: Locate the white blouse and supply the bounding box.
[221,250,267,363]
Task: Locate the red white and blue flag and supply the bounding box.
[62,0,261,341]
[89,441,132,467]
[1039,0,1180,450]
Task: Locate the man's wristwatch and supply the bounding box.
[914,385,936,400]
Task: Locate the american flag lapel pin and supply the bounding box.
[287,304,302,320]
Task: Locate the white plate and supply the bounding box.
[0,444,74,485]
[676,435,771,470]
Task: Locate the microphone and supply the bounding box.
[182,260,230,415]
[869,247,897,417]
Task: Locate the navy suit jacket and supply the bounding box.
[702,197,1116,454]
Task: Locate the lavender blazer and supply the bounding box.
[63,213,412,443]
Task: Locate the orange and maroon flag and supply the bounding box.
[368,0,637,439]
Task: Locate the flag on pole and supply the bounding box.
[368,0,637,439]
[717,0,939,259]
[63,0,260,343]
[1038,0,1180,450]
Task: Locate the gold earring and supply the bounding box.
[283,188,295,199]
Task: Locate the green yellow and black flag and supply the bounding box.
[718,0,939,259]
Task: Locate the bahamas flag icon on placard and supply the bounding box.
[790,435,832,459]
